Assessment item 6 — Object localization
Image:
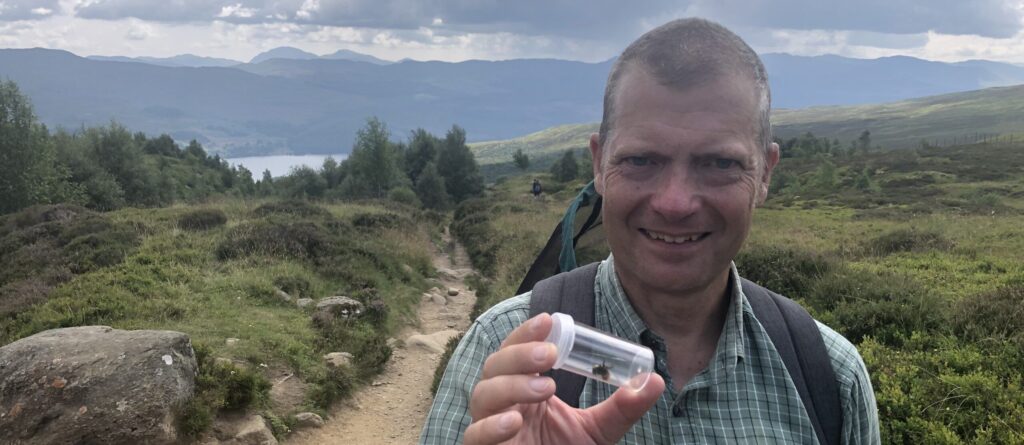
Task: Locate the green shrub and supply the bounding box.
[735,245,834,299]
[177,208,227,231]
[863,229,954,256]
[452,199,498,277]
[178,343,272,436]
[387,186,421,207]
[216,220,335,260]
[351,212,408,230]
[253,201,332,218]
[431,333,464,395]
[953,284,1024,343]
[308,365,357,410]
[804,268,946,345]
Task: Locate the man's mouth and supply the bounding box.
[641,229,709,244]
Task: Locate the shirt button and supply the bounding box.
[672,405,682,417]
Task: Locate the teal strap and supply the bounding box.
[558,181,598,272]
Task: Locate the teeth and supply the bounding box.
[645,230,702,244]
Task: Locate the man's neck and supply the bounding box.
[619,268,732,343]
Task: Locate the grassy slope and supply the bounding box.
[453,141,1024,443]
[0,199,440,435]
[469,83,1024,166]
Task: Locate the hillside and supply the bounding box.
[4,48,1024,157]
[772,83,1024,148]
[449,138,1024,443]
[470,83,1024,175]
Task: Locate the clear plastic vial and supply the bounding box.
[544,312,655,390]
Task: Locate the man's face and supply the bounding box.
[590,68,779,297]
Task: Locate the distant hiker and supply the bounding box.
[422,18,879,445]
[531,179,542,199]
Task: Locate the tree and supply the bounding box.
[437,125,484,203]
[578,149,594,182]
[415,160,450,210]
[405,129,440,184]
[550,149,579,182]
[279,166,327,199]
[0,80,73,214]
[321,156,344,189]
[810,159,838,191]
[513,149,530,171]
[857,130,872,154]
[339,117,407,199]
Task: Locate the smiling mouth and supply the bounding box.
[641,229,710,244]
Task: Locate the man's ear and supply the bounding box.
[756,142,781,206]
[589,132,604,194]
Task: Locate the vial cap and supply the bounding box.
[545,312,575,370]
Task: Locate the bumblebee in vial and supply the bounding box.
[592,361,612,381]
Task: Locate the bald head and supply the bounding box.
[598,18,771,158]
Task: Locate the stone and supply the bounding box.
[447,288,459,297]
[274,288,292,303]
[386,337,402,349]
[208,414,278,445]
[226,337,240,346]
[323,352,353,368]
[312,296,364,326]
[406,330,461,354]
[233,415,278,445]
[295,298,314,308]
[293,412,325,429]
[436,268,459,281]
[401,264,415,275]
[0,326,197,445]
[430,294,447,305]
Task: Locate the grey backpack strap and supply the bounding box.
[742,278,842,445]
[528,262,600,408]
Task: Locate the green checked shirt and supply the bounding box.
[421,255,880,444]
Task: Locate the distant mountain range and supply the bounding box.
[2,47,1023,157]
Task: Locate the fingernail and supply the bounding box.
[529,377,550,392]
[498,412,516,431]
[532,344,549,362]
[531,315,544,333]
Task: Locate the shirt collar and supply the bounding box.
[595,254,748,386]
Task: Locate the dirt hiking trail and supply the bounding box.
[287,228,476,444]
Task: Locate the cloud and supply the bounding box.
[70,0,1024,41]
[0,0,61,21]
[686,0,1024,38]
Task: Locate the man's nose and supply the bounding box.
[649,166,701,220]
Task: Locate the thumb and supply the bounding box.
[584,373,666,443]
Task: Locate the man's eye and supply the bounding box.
[713,158,738,169]
[624,156,650,167]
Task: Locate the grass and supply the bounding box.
[0,198,438,437]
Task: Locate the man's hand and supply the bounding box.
[464,313,665,444]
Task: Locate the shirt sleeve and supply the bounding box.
[816,321,882,445]
[418,320,498,445]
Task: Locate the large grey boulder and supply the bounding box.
[0,326,197,445]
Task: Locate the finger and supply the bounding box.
[481,341,556,379]
[470,374,555,419]
[584,373,666,443]
[464,411,523,445]
[499,313,552,348]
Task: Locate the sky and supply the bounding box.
[1,0,1024,64]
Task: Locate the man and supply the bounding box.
[421,18,879,444]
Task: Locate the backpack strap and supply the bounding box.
[742,278,842,445]
[528,262,600,408]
